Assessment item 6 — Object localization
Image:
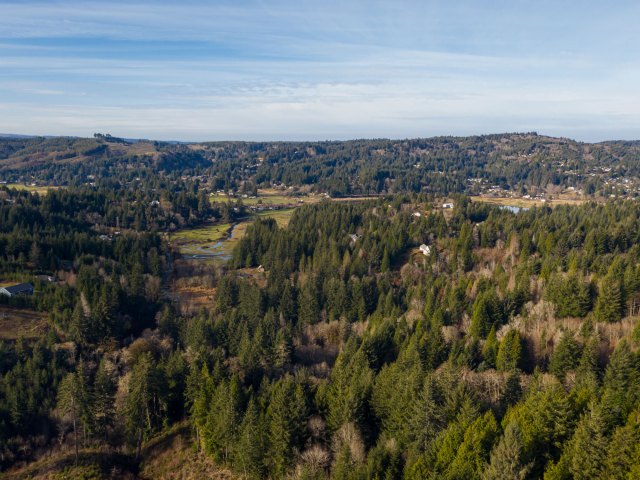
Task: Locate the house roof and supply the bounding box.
[2,282,33,294]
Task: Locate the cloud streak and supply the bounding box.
[0,0,639,140]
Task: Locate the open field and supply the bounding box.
[170,223,231,246]
[332,195,382,202]
[169,223,232,260]
[1,183,59,195]
[210,193,296,206]
[0,306,48,340]
[258,207,295,227]
[176,194,375,262]
[471,195,587,208]
[169,208,295,262]
[209,188,323,207]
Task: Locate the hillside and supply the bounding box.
[3,133,640,478]
[2,133,640,198]
[2,423,236,480]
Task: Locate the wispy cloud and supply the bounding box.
[0,0,639,140]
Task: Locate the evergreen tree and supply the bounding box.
[567,405,608,479]
[482,422,532,480]
[594,275,624,323]
[93,359,115,440]
[549,331,581,380]
[446,410,498,479]
[600,340,640,428]
[57,372,82,464]
[497,330,522,372]
[481,326,498,369]
[234,399,266,479]
[326,347,373,432]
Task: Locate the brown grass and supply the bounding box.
[471,195,587,208]
[0,306,48,340]
[170,286,215,315]
[139,422,238,480]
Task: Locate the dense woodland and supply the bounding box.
[2,136,640,478]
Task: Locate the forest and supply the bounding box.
[2,136,640,478]
[3,133,640,197]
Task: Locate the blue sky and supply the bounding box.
[1,0,639,141]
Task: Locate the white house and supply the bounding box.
[442,203,454,209]
[412,212,422,217]
[419,244,431,256]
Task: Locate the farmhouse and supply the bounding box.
[0,282,34,297]
[419,244,431,256]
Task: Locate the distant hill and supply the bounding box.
[1,132,640,197]
[0,133,39,139]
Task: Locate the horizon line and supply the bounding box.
[2,131,639,145]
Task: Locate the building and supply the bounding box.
[419,244,431,256]
[442,203,454,209]
[36,275,56,283]
[0,282,34,297]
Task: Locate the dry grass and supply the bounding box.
[170,286,215,315]
[0,306,48,340]
[471,195,587,208]
[1,183,60,195]
[209,188,319,207]
[3,423,236,480]
[2,448,137,480]
[257,208,295,227]
[139,422,238,480]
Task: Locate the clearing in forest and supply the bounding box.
[0,306,48,340]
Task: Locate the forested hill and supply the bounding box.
[5,188,640,477]
[2,133,640,196]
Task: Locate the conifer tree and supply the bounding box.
[482,326,498,369]
[600,340,640,428]
[57,373,82,464]
[594,275,624,323]
[234,399,266,479]
[549,331,581,380]
[497,330,522,372]
[482,422,532,480]
[93,359,115,440]
[568,405,608,479]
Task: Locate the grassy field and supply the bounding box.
[170,207,297,263]
[258,208,296,227]
[0,306,48,340]
[210,193,297,206]
[209,188,328,207]
[177,193,374,263]
[471,195,587,208]
[169,223,231,257]
[1,183,59,195]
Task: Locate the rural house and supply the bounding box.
[0,282,34,297]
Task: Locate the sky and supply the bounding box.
[1,0,639,142]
